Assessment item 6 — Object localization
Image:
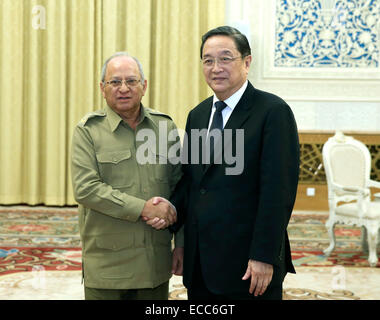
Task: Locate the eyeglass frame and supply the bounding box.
[103,78,143,88]
[201,55,245,68]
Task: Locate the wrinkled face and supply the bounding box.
[202,35,251,101]
[100,56,147,116]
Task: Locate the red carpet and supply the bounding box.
[0,247,81,276]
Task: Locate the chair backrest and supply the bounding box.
[322,131,371,192]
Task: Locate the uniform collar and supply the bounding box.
[140,104,156,126]
[106,105,123,132]
[106,104,154,132]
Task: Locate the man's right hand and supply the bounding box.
[141,197,177,229]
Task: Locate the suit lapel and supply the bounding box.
[224,82,255,131]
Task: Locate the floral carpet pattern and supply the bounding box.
[0,206,81,276]
[289,212,379,268]
[0,206,379,300]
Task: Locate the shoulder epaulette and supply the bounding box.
[146,108,172,121]
[78,110,106,126]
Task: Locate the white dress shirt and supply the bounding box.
[207,80,248,133]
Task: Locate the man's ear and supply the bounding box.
[100,82,106,98]
[244,55,252,69]
[142,79,148,96]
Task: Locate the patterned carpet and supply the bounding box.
[0,206,81,278]
[289,212,379,268]
[0,206,379,300]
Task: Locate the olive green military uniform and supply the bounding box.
[71,104,183,297]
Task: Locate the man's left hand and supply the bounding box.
[242,259,273,296]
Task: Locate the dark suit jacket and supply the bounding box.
[171,81,299,295]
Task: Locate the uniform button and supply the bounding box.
[200,188,206,195]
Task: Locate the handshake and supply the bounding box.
[141,197,177,230]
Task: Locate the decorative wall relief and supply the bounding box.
[275,0,380,68]
[298,132,380,184]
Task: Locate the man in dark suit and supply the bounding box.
[170,26,300,300]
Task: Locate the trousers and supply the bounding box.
[187,246,283,300]
[84,281,169,300]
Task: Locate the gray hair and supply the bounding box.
[100,52,145,84]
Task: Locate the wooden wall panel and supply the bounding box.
[294,131,380,211]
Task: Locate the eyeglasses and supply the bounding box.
[104,79,141,88]
[202,56,242,67]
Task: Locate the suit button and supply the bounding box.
[200,188,206,195]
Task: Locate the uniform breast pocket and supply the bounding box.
[96,149,135,188]
[148,148,170,184]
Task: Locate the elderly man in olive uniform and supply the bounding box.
[71,52,183,300]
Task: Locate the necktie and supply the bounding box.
[209,101,228,133]
[206,101,227,164]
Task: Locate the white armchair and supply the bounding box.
[322,131,380,267]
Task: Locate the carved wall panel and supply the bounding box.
[299,131,380,184]
[275,0,380,68]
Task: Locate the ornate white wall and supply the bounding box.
[225,0,380,131]
[275,0,379,68]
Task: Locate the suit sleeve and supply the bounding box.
[249,102,299,267]
[169,111,192,233]
[166,119,185,245]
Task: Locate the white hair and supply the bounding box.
[100,52,145,84]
